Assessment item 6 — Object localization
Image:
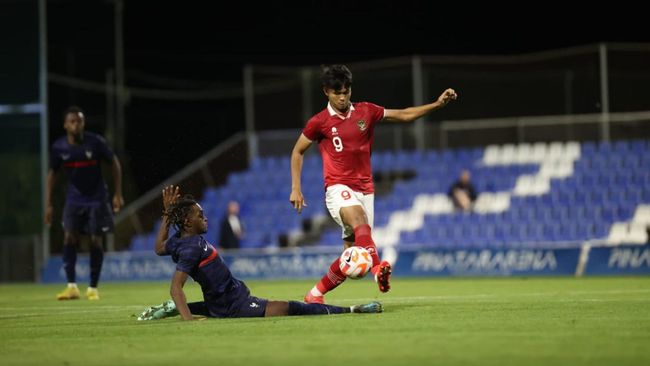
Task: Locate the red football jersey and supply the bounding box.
[302,102,385,193]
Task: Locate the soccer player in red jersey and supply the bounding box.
[289,64,457,303]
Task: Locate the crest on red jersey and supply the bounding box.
[356,120,367,131]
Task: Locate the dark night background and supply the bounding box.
[45,0,650,198]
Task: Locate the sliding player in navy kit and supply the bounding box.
[136,185,382,321]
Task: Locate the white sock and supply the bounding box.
[310,286,323,297]
[67,283,78,288]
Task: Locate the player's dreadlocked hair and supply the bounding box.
[164,194,197,233]
[321,64,352,91]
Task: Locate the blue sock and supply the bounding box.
[287,301,350,315]
[89,245,103,288]
[62,244,77,283]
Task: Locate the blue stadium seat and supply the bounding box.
[128,140,650,251]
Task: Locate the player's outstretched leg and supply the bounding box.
[351,301,383,314]
[136,300,179,321]
[283,301,383,315]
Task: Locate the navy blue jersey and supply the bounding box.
[50,132,114,205]
[165,234,251,317]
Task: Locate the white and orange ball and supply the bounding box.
[339,246,372,279]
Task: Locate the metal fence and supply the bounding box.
[109,44,650,250]
[7,43,642,258]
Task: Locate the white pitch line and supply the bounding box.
[1,289,649,316]
[0,308,144,319]
[333,288,650,303]
[0,305,144,311]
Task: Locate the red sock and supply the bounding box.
[314,257,347,295]
[354,224,381,273]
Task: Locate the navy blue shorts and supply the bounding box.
[62,202,114,235]
[191,296,268,318]
[230,296,268,318]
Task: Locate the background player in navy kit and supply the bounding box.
[290,64,457,303]
[137,185,382,321]
[46,106,124,300]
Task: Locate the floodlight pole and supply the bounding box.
[412,55,425,150]
[244,64,257,163]
[114,0,125,157]
[39,0,49,277]
[599,43,610,143]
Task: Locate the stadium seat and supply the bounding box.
[128,140,650,251]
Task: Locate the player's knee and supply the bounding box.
[343,238,355,248]
[265,301,289,317]
[89,236,103,249]
[63,232,80,246]
[343,213,367,228]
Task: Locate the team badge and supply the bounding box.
[356,120,367,131]
[85,150,93,159]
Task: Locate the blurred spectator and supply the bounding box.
[219,201,243,249]
[448,170,477,212]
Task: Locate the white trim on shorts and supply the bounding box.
[325,184,374,239]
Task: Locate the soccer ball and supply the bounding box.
[339,246,372,279]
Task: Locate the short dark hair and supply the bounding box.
[320,64,352,91]
[64,105,85,120]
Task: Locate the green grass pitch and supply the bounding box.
[1,277,649,366]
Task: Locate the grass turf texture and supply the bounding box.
[1,277,649,366]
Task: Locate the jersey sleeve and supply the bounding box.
[175,245,200,274]
[302,116,323,142]
[365,102,385,125]
[49,145,62,170]
[158,238,172,256]
[95,134,115,162]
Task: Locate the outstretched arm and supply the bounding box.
[289,134,313,214]
[384,88,457,123]
[170,270,193,321]
[155,185,180,255]
[111,156,124,213]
